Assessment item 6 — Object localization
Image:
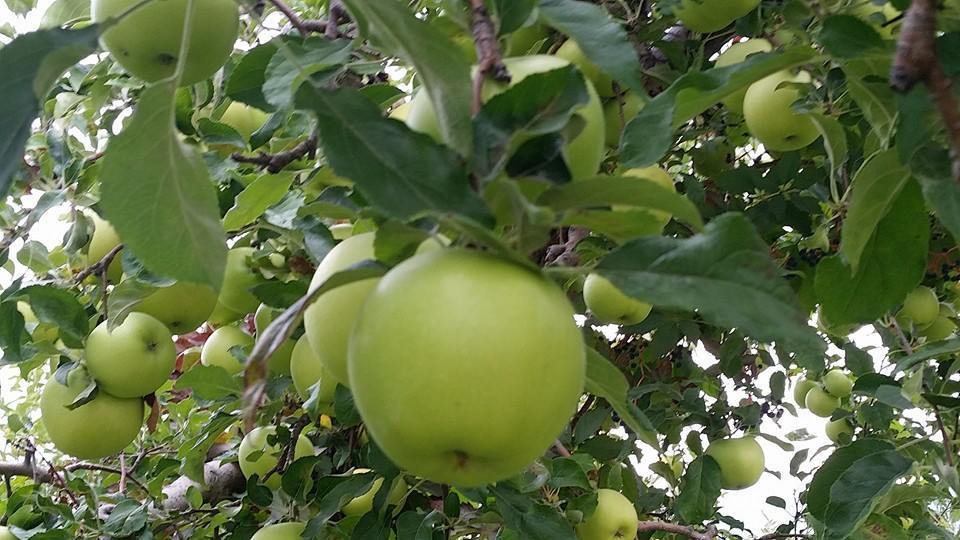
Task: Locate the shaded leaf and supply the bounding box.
[675,456,722,523]
[585,348,659,449]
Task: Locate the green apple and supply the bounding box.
[621,166,676,227]
[704,437,764,490]
[250,522,306,540]
[41,368,144,459]
[341,469,408,516]
[583,273,652,326]
[220,102,268,141]
[217,247,261,315]
[253,304,295,374]
[743,70,820,152]
[207,301,243,327]
[136,281,218,334]
[238,426,314,489]
[254,303,280,335]
[901,286,940,326]
[575,489,639,540]
[200,325,254,375]
[388,102,411,122]
[825,418,854,444]
[793,378,817,408]
[603,93,646,147]
[405,55,605,181]
[329,223,354,240]
[85,312,176,398]
[16,301,58,342]
[805,386,841,418]
[92,0,238,86]
[822,369,854,398]
[920,315,957,342]
[505,23,548,56]
[556,39,615,97]
[851,1,901,37]
[0,526,15,540]
[290,335,338,407]
[673,0,761,33]
[349,249,585,486]
[714,39,773,113]
[86,211,122,282]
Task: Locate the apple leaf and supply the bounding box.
[340,0,473,156]
[0,302,31,365]
[39,0,90,28]
[262,37,353,110]
[675,456,722,524]
[808,113,848,193]
[586,348,659,449]
[596,213,826,364]
[845,76,897,145]
[305,472,377,527]
[395,510,444,540]
[0,25,99,198]
[106,279,156,331]
[491,484,578,540]
[537,0,645,95]
[911,145,960,244]
[223,172,297,231]
[893,339,960,373]
[818,15,886,59]
[99,81,228,291]
[227,40,279,111]
[174,365,242,401]
[17,285,88,349]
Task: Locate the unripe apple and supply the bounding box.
[253,304,295,374]
[583,273,652,326]
[290,335,338,407]
[207,301,243,327]
[329,223,354,240]
[238,426,314,489]
[220,102,268,141]
[603,93,645,147]
[217,247,261,315]
[200,326,254,375]
[86,211,122,282]
[805,386,841,418]
[555,39,615,97]
[575,489,639,540]
[16,301,58,342]
[919,315,957,342]
[92,0,239,86]
[505,24,548,56]
[825,418,854,444]
[901,286,940,326]
[714,39,773,114]
[0,526,15,540]
[704,436,764,490]
[851,1,901,37]
[673,0,761,33]
[388,102,411,122]
[349,249,585,486]
[793,378,817,408]
[41,368,144,459]
[136,281,218,335]
[341,469,408,516]
[85,312,176,398]
[622,166,676,227]
[822,369,854,398]
[250,522,305,540]
[743,70,820,152]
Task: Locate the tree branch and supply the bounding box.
[231,134,318,174]
[637,521,718,540]
[74,243,124,283]
[161,461,245,512]
[468,0,509,115]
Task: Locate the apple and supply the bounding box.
[238,426,314,489]
[919,315,957,342]
[254,303,280,335]
[207,300,243,327]
[41,368,144,459]
[851,1,901,37]
[825,418,854,444]
[91,0,239,86]
[505,23,548,56]
[793,378,817,408]
[583,273,652,326]
[822,369,854,398]
[349,249,585,486]
[341,469,408,516]
[555,39,615,97]
[220,102,268,141]
[329,223,354,240]
[136,281,218,334]
[86,211,122,282]
[217,247,261,315]
[290,335,338,407]
[603,93,646,147]
[16,301,58,342]
[200,325,254,375]
[388,102,411,122]
[622,166,676,227]
[714,39,773,113]
[704,437,764,490]
[250,522,306,540]
[85,312,176,398]
[405,55,605,181]
[743,70,820,152]
[673,0,761,33]
[901,286,940,326]
[805,386,841,418]
[575,489,639,540]
[0,526,15,540]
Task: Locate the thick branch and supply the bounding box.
[637,521,717,540]
[468,0,509,114]
[161,461,245,512]
[231,134,318,174]
[0,461,148,492]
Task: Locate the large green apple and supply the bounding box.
[583,273,652,326]
[822,369,854,398]
[405,55,605,181]
[250,522,306,540]
[290,335,338,407]
[207,301,243,327]
[704,437,764,490]
[341,469,408,516]
[86,211,122,282]
[901,286,940,326]
[238,426,314,489]
[714,39,773,113]
[603,93,645,147]
[555,39,615,97]
[349,249,585,486]
[743,70,820,152]
[41,368,144,459]
[85,312,176,398]
[673,0,761,33]
[575,489,638,540]
[220,102,269,141]
[217,247,261,315]
[253,304,295,374]
[136,281,218,334]
[200,325,254,375]
[91,0,238,86]
[825,418,854,444]
[805,386,841,418]
[793,378,817,408]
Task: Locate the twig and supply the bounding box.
[65,462,150,492]
[268,0,307,37]
[468,0,510,114]
[553,440,572,458]
[74,243,124,283]
[231,133,318,174]
[637,521,718,540]
[262,416,311,483]
[326,0,347,40]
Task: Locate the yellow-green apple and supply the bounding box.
[200,325,254,375]
[825,418,854,444]
[250,522,306,540]
[136,281,218,334]
[575,488,639,540]
[793,378,817,408]
[348,249,585,486]
[290,335,338,408]
[341,469,408,516]
[714,39,773,113]
[901,286,940,326]
[253,304,294,374]
[603,93,645,147]
[851,1,901,37]
[254,303,280,335]
[0,526,15,540]
[405,55,605,181]
[583,273,652,326]
[822,369,854,398]
[622,166,677,227]
[40,368,144,459]
[207,301,243,327]
[86,211,122,282]
[506,23,549,56]
[220,102,268,141]
[705,437,764,490]
[84,312,176,398]
[920,314,957,341]
[555,39,615,97]
[743,70,820,151]
[673,0,761,33]
[217,247,260,315]
[16,301,58,342]
[805,386,841,417]
[92,0,238,85]
[388,102,410,122]
[238,426,314,489]
[329,223,354,240]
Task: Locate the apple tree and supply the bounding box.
[0,0,959,538]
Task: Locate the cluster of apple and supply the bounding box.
[794,369,856,443]
[898,286,959,342]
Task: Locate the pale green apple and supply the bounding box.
[329,223,354,240]
[254,303,280,335]
[822,369,854,398]
[603,93,646,147]
[207,301,243,327]
[250,522,305,540]
[705,437,764,490]
[0,525,15,540]
[901,286,940,326]
[16,301,58,342]
[238,426,314,489]
[86,211,122,282]
[252,304,295,374]
[341,469,408,516]
[505,23,548,56]
[200,325,254,375]
[583,274,652,326]
[349,249,585,486]
[217,247,260,315]
[220,102,268,141]
[743,70,820,152]
[805,386,841,418]
[674,0,761,33]
[851,1,901,37]
[41,368,144,459]
[793,378,817,408]
[825,418,854,444]
[714,39,773,113]
[622,166,676,227]
[575,489,639,540]
[85,312,176,398]
[92,0,238,85]
[290,335,338,407]
[136,281,218,334]
[920,316,957,342]
[556,39,615,97]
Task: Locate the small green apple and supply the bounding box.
[901,286,940,326]
[86,211,122,282]
[136,281,218,334]
[805,386,841,418]
[822,369,854,398]
[207,301,243,327]
[217,247,261,315]
[290,335,338,407]
[714,39,773,113]
[743,70,820,152]
[238,426,314,489]
[85,312,176,398]
[341,469,408,516]
[200,325,254,375]
[603,93,645,147]
[349,249,585,486]
[673,0,761,33]
[250,522,306,540]
[254,303,280,335]
[850,1,901,37]
[825,418,854,444]
[41,368,144,459]
[705,436,765,490]
[555,39,615,97]
[793,378,817,408]
[220,102,268,141]
[583,273,652,326]
[919,315,957,342]
[575,488,638,540]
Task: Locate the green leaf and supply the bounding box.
[597,213,825,363]
[262,37,353,110]
[39,0,90,28]
[585,348,659,449]
[223,172,297,231]
[491,484,578,540]
[807,439,913,539]
[0,302,31,365]
[174,365,242,400]
[106,279,156,331]
[102,500,147,537]
[839,150,911,274]
[395,510,444,540]
[0,25,99,198]
[846,77,897,145]
[306,473,377,525]
[893,338,960,373]
[99,81,228,290]
[227,40,279,111]
[816,181,928,325]
[911,146,960,244]
[808,113,848,196]
[621,47,818,167]
[537,0,645,94]
[818,15,885,58]
[17,285,88,349]
[295,85,492,225]
[340,0,473,156]
[494,0,536,35]
[675,456,722,524]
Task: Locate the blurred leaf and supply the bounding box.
[491,484,578,540]
[39,0,90,28]
[395,510,444,540]
[675,456,722,523]
[911,146,960,244]
[585,348,659,448]
[174,365,242,400]
[0,302,30,365]
[263,37,352,109]
[819,15,885,58]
